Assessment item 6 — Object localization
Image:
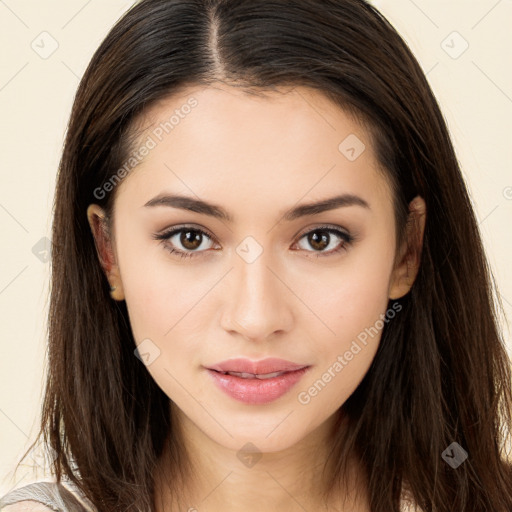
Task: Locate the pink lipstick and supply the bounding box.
[205,357,310,405]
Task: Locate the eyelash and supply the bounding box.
[152,224,355,260]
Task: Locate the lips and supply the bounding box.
[204,357,311,404]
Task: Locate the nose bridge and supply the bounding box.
[220,238,293,339]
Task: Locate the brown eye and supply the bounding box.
[152,226,216,258]
[296,226,354,257]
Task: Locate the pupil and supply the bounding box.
[309,231,329,251]
[181,230,201,250]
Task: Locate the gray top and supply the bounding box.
[0,481,94,512]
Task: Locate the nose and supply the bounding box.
[219,246,294,342]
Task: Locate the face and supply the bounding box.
[88,84,423,455]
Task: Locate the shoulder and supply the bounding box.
[0,480,94,512]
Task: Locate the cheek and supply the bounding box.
[302,242,394,341]
[119,255,211,400]
[121,257,213,345]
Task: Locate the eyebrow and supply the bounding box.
[143,193,370,222]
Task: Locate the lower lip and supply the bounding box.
[206,367,310,405]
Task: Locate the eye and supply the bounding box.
[294,225,354,257]
[152,226,217,259]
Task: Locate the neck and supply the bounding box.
[153,405,370,512]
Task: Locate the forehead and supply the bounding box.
[115,83,393,216]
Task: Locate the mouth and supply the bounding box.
[204,360,311,405]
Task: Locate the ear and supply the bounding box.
[86,204,125,301]
[388,196,426,300]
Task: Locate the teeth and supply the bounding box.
[222,370,285,379]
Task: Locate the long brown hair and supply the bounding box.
[15,0,512,510]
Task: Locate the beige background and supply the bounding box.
[1,0,511,496]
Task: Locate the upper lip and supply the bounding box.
[206,358,309,375]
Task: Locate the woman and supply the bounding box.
[1,0,511,511]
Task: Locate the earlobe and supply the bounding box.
[86,204,125,301]
[388,196,426,300]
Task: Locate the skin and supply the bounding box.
[87,83,426,511]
